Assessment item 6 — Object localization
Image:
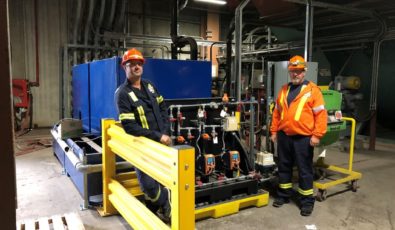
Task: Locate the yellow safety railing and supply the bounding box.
[342,117,356,171]
[100,119,195,230]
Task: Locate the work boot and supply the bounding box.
[158,188,171,224]
[145,199,160,214]
[272,197,290,208]
[300,203,314,216]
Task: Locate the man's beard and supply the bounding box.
[291,78,302,85]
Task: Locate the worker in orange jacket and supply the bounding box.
[270,55,327,216]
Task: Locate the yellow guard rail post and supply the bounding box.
[100,119,195,230]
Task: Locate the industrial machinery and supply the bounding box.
[12,79,31,132]
[52,56,272,213]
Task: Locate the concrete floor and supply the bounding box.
[16,130,395,230]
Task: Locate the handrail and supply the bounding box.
[101,119,195,230]
[341,117,356,171]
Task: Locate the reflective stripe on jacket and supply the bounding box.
[115,79,169,142]
[270,81,327,138]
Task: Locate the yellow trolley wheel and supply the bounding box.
[316,189,327,202]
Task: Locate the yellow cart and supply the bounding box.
[314,117,362,201]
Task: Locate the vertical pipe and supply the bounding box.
[266,62,273,152]
[31,0,40,87]
[72,0,82,65]
[304,0,313,61]
[62,45,68,118]
[94,0,106,60]
[82,154,89,210]
[226,21,235,95]
[235,0,250,102]
[249,97,255,167]
[84,0,95,62]
[369,110,377,151]
[369,41,379,150]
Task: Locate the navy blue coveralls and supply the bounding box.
[277,81,315,206]
[115,79,170,208]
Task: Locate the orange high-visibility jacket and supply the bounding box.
[270,81,327,139]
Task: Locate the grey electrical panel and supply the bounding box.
[271,61,318,97]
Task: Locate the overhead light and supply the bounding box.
[194,0,227,5]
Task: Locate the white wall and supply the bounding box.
[9,0,67,127]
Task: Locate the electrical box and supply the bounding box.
[223,116,238,131]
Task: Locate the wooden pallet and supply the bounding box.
[17,212,85,230]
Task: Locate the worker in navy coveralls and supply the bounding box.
[115,48,171,221]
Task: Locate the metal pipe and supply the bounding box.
[235,0,251,102]
[168,100,258,110]
[304,0,313,61]
[114,0,126,32]
[94,0,106,60]
[84,0,95,62]
[284,0,374,16]
[210,41,226,62]
[51,129,132,173]
[72,0,82,65]
[266,62,273,152]
[62,46,68,118]
[284,0,386,40]
[226,20,235,95]
[249,97,255,167]
[105,0,117,30]
[316,19,374,31]
[321,46,365,52]
[31,0,40,87]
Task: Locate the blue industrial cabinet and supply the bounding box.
[90,57,126,134]
[143,59,212,99]
[72,57,212,135]
[72,63,90,132]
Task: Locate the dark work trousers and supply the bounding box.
[277,131,315,206]
[135,168,169,207]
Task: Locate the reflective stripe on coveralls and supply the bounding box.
[128,91,150,129]
[119,113,135,121]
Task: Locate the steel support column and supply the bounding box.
[0,0,16,228]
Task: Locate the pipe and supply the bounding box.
[94,0,106,60]
[105,0,117,30]
[170,0,197,60]
[84,0,95,62]
[249,97,255,167]
[51,129,132,173]
[235,0,251,101]
[114,0,126,32]
[30,0,40,87]
[304,0,313,61]
[284,0,386,40]
[226,20,235,95]
[72,0,83,65]
[209,41,226,62]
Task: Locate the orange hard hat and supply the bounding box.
[288,55,306,70]
[122,48,145,65]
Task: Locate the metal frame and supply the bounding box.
[100,119,195,230]
[314,117,362,201]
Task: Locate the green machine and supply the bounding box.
[314,90,362,201]
[319,90,346,147]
